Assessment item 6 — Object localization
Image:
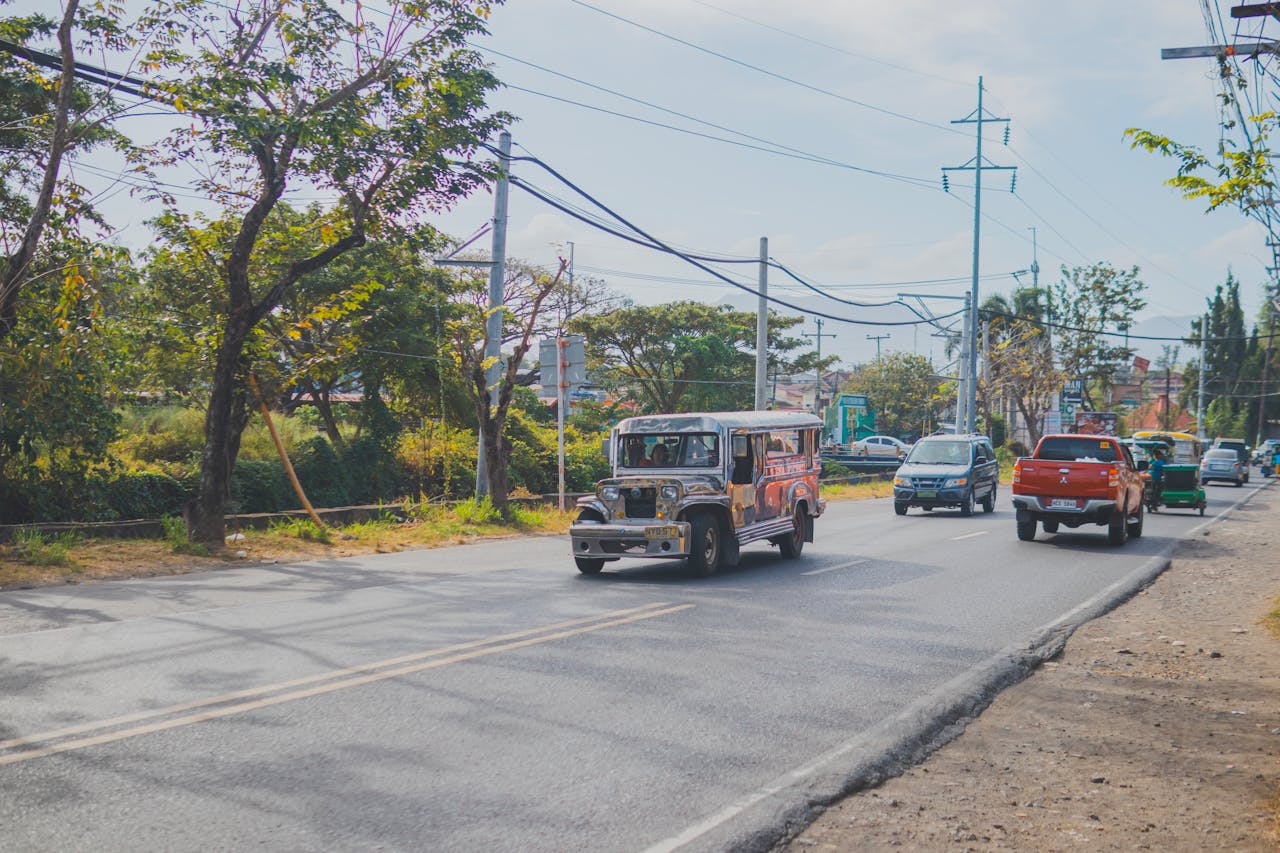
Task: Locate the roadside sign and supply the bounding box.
[1062,378,1084,404]
[1059,401,1076,418]
[538,335,586,390]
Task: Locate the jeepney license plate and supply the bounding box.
[917,490,937,498]
[1050,498,1077,509]
[646,525,679,539]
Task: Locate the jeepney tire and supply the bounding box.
[575,557,606,575]
[982,487,996,513]
[894,501,909,516]
[959,488,975,517]
[1042,519,1059,534]
[687,512,723,577]
[1108,504,1129,546]
[1127,500,1144,539]
[778,504,807,559]
[1016,514,1038,541]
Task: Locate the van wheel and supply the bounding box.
[575,557,605,575]
[982,487,996,513]
[778,505,806,558]
[687,512,723,577]
[1108,505,1129,546]
[1127,500,1144,538]
[894,501,909,516]
[959,488,975,517]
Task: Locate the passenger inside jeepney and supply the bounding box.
[646,444,670,466]
[624,438,646,467]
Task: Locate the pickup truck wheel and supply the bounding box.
[981,487,996,513]
[1042,519,1059,534]
[687,512,723,577]
[894,501,909,516]
[777,505,807,558]
[958,488,975,517]
[575,557,605,575]
[1016,515,1037,541]
[1108,505,1129,546]
[1127,500,1144,539]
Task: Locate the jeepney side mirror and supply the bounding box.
[732,435,750,459]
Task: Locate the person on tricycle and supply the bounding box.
[1147,446,1166,511]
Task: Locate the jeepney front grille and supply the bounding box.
[623,487,657,519]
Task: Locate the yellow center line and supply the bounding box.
[0,601,679,756]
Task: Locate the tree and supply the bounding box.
[1182,272,1248,436]
[137,0,507,542]
[976,287,1060,445]
[448,258,568,512]
[569,301,823,413]
[0,2,131,343]
[841,352,943,437]
[1051,263,1147,409]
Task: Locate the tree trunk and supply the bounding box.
[310,382,344,448]
[189,317,253,543]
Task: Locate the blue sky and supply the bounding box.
[34,0,1275,366]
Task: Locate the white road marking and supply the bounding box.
[949,530,989,541]
[801,559,867,576]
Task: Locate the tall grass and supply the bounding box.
[13,529,80,567]
[161,515,209,556]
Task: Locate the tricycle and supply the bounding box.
[1148,463,1206,516]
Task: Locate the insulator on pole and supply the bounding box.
[1003,125,1010,145]
[942,173,950,193]
[1009,173,1016,193]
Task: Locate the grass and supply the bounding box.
[1263,596,1280,641]
[1,484,886,590]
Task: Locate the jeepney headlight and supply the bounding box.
[660,485,679,500]
[944,477,968,488]
[600,486,620,501]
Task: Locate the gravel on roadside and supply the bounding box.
[786,486,1280,852]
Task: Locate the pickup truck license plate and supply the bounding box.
[1049,498,1077,509]
[917,490,937,498]
[646,525,679,539]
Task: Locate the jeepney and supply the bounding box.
[569,411,825,576]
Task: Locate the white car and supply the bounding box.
[850,435,909,458]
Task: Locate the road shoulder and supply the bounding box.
[788,486,1280,851]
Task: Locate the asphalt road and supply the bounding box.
[0,481,1266,851]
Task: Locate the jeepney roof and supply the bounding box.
[615,410,822,434]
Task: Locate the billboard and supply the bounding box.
[1074,411,1119,436]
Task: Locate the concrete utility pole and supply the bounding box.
[1197,315,1208,440]
[475,130,511,498]
[943,76,1015,434]
[866,333,890,359]
[754,237,769,410]
[957,291,971,433]
[803,318,836,417]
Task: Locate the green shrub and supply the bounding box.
[161,515,209,555]
[821,460,853,479]
[292,436,352,508]
[105,471,190,520]
[230,459,295,514]
[13,529,79,567]
[267,517,331,543]
[453,497,501,525]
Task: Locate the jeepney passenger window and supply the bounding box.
[766,430,800,459]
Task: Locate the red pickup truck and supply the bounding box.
[1011,434,1147,545]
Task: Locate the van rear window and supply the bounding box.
[1037,437,1119,462]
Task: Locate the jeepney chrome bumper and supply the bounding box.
[570,521,692,559]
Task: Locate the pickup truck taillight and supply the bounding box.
[1012,461,1022,484]
[1108,467,1120,487]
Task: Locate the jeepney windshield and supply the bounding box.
[619,433,720,468]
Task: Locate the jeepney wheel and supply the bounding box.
[1127,500,1144,539]
[958,488,975,517]
[777,504,807,558]
[575,557,605,575]
[1107,504,1129,546]
[687,512,723,577]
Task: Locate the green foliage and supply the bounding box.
[820,460,852,479]
[569,301,825,413]
[267,517,331,544]
[104,472,189,520]
[843,352,945,437]
[452,497,502,525]
[1052,264,1147,408]
[290,436,352,509]
[13,529,78,567]
[162,515,208,556]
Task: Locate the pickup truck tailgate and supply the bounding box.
[1014,460,1117,507]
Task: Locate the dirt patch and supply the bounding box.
[788,489,1280,852]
